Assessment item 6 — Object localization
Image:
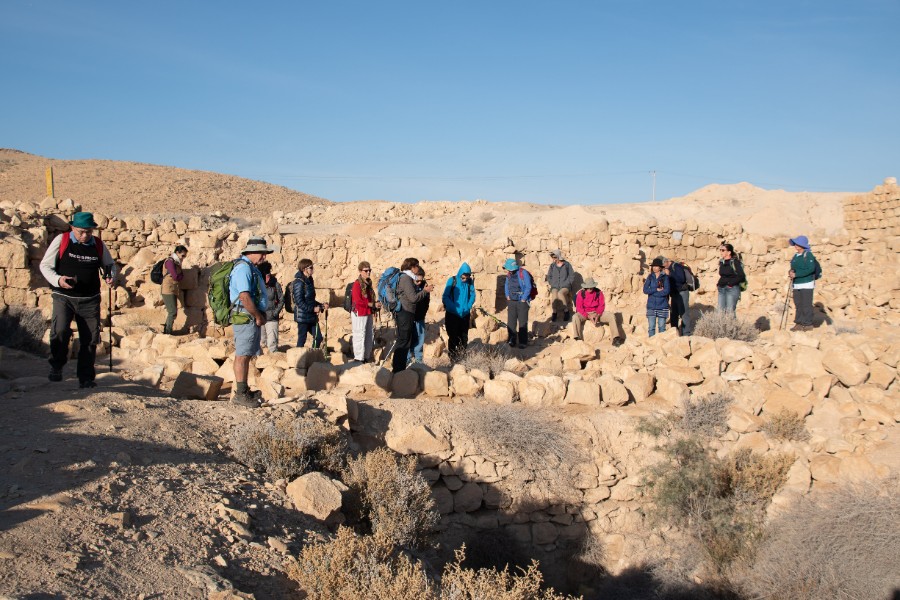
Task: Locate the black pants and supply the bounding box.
[445,312,470,359]
[793,288,814,326]
[669,291,685,330]
[392,310,415,373]
[507,300,530,345]
[296,320,323,348]
[50,294,101,383]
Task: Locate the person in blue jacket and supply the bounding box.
[643,258,671,337]
[661,256,691,336]
[503,258,534,349]
[442,262,476,359]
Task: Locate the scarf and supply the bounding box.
[171,252,182,265]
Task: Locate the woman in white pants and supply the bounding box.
[350,262,380,363]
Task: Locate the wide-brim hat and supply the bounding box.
[651,258,664,268]
[69,212,98,228]
[502,258,519,271]
[242,237,275,254]
[550,248,563,259]
[789,235,810,250]
[581,277,598,289]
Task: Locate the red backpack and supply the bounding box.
[57,232,104,259]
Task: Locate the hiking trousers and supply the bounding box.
[445,312,470,359]
[49,294,101,383]
[507,300,529,345]
[351,313,374,361]
[162,293,178,334]
[392,310,415,373]
[792,288,814,326]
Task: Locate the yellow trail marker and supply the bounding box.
[46,166,55,198]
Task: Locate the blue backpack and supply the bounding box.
[377,267,403,313]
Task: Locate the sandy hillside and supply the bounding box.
[0,149,855,236]
[0,149,330,218]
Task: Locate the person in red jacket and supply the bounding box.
[349,261,380,363]
[571,278,625,346]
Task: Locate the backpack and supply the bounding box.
[682,264,700,291]
[343,281,355,313]
[150,259,166,284]
[377,267,403,313]
[730,259,748,292]
[813,257,823,280]
[518,269,538,301]
[208,259,241,326]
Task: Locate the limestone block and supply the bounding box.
[281,368,308,392]
[423,371,449,397]
[763,388,812,418]
[786,346,828,378]
[258,378,285,402]
[306,362,339,391]
[431,484,454,515]
[867,361,896,390]
[483,380,516,404]
[560,339,597,362]
[339,364,378,387]
[662,366,704,385]
[286,346,326,371]
[624,373,655,402]
[564,380,600,406]
[599,375,629,406]
[655,377,690,407]
[531,522,559,545]
[822,349,869,386]
[162,356,193,379]
[808,454,842,484]
[717,339,753,363]
[315,392,358,421]
[453,482,483,513]
[451,371,482,396]
[286,472,347,525]
[734,432,769,454]
[391,369,420,398]
[170,372,224,401]
[728,406,763,433]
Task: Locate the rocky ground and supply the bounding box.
[0,348,325,600]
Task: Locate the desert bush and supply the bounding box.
[343,447,439,550]
[0,306,47,353]
[644,437,791,576]
[833,322,859,335]
[693,311,759,342]
[230,416,348,480]
[760,409,809,441]
[288,528,578,600]
[680,392,733,438]
[458,344,512,377]
[741,479,900,600]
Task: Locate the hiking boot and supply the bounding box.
[563,311,571,322]
[48,369,63,382]
[612,337,624,347]
[790,324,812,332]
[551,314,557,323]
[232,391,259,408]
[79,380,96,389]
[518,343,526,349]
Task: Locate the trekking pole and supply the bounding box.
[477,307,508,330]
[779,280,792,331]
[323,308,330,360]
[103,266,114,372]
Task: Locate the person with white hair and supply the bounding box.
[545,248,574,322]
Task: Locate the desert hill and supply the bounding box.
[0,149,330,218]
[0,149,856,236]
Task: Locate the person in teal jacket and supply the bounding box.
[788,235,817,331]
[442,262,476,359]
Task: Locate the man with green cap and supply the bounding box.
[40,212,116,388]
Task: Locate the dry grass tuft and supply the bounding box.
[230,416,347,480]
[0,306,47,354]
[761,409,809,441]
[680,392,733,438]
[740,479,900,600]
[458,344,513,377]
[343,447,439,550]
[693,311,759,342]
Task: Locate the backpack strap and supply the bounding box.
[57,232,70,259]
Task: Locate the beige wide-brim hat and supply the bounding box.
[581,277,598,289]
[241,237,275,254]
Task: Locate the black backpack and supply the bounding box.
[343,281,355,312]
[150,259,166,284]
[682,264,700,291]
[813,257,823,280]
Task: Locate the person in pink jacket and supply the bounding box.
[571,277,625,346]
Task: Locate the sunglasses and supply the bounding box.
[361,269,371,272]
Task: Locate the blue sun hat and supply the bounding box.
[68,212,98,228]
[503,258,519,271]
[789,235,810,250]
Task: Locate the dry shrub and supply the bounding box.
[116,307,163,327]
[760,409,809,441]
[343,447,439,550]
[230,416,347,480]
[741,479,900,600]
[680,392,733,438]
[288,528,579,600]
[289,528,432,600]
[458,344,512,377]
[693,311,759,342]
[644,437,791,577]
[0,306,47,353]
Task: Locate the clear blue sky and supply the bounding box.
[2,1,897,204]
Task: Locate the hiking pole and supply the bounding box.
[477,307,508,330]
[323,308,330,360]
[103,266,113,372]
[779,280,792,331]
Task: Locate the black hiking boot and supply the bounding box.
[79,379,96,389]
[232,391,260,408]
[49,369,63,382]
[551,313,557,322]
[563,311,571,322]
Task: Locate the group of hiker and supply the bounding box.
[38,211,821,405]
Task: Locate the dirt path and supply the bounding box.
[0,349,319,599]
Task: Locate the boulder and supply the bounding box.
[822,349,869,386]
[518,375,566,407]
[307,362,339,391]
[763,388,812,418]
[564,380,600,406]
[315,392,358,421]
[453,482,484,513]
[654,377,690,407]
[423,371,450,397]
[286,472,348,525]
[483,380,516,404]
[624,373,655,402]
[451,371,482,396]
[170,372,223,401]
[662,366,704,385]
[391,369,420,398]
[599,375,629,407]
[385,423,450,455]
[560,340,596,362]
[339,364,378,387]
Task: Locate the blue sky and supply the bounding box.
[1,1,897,204]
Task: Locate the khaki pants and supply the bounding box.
[550,287,571,317]
[571,311,625,341]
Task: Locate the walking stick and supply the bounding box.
[477,307,508,330]
[323,308,330,360]
[103,267,114,372]
[779,280,792,331]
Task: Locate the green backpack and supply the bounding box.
[208,259,246,326]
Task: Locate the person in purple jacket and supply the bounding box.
[161,245,188,335]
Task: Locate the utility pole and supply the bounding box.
[650,170,656,202]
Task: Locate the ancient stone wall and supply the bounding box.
[843,177,900,238]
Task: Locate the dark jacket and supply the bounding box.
[414,281,430,322]
[397,271,428,314]
[291,272,323,324]
[790,251,817,285]
[264,276,285,321]
[546,260,574,290]
[667,262,687,294]
[643,272,671,311]
[717,258,746,288]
